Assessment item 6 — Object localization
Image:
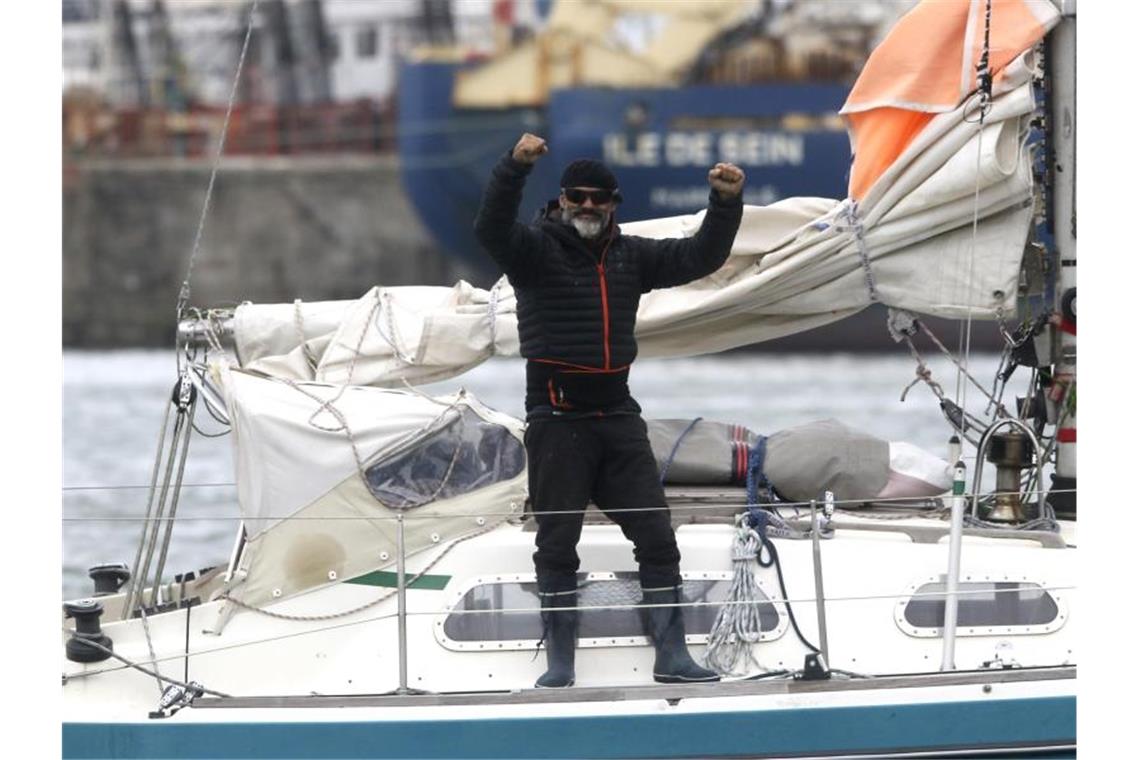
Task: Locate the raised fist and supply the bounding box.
[708,162,745,200]
[512,133,549,164]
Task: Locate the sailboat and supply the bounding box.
[62,1,1077,757]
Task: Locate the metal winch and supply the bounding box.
[64,599,114,663]
[984,430,1034,522]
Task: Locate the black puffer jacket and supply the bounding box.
[474,152,743,414]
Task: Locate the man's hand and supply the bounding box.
[512,133,549,165]
[708,162,745,200]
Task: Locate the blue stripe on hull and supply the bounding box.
[63,696,1075,759]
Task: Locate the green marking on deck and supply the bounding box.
[346,571,451,590]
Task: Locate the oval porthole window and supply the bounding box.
[898,580,1061,637]
[437,573,784,650]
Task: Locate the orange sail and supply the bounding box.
[841,0,1059,201]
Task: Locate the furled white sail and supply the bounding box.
[231,3,1057,388]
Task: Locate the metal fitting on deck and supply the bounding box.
[986,431,1033,523]
[64,599,114,663]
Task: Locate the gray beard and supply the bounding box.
[562,209,607,239]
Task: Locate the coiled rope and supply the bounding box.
[705,509,824,675]
[704,519,767,675]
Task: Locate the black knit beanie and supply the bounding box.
[560,159,618,190]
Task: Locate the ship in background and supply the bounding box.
[397,0,915,278]
[61,0,491,158]
[65,0,1000,351]
[61,0,913,248]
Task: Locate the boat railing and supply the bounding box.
[63,482,1071,616]
[64,453,1075,713]
[66,335,1074,689]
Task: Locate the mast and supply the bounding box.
[1046,0,1076,518]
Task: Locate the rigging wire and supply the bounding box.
[175,0,259,329]
[63,482,236,492]
[60,628,232,699]
[954,0,995,438]
[60,489,1074,522]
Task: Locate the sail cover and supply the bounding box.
[231,0,1059,387]
[216,364,528,608]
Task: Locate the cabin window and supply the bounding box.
[436,573,785,650]
[897,579,1064,637]
[364,407,525,509]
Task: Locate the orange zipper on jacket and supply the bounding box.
[597,263,611,369]
[596,230,615,370]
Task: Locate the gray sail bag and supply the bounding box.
[647,418,890,502]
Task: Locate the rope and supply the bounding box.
[839,200,880,304]
[917,318,1004,409]
[744,436,775,505]
[219,521,505,622]
[138,608,166,696]
[61,628,232,699]
[269,376,469,504]
[954,0,996,433]
[371,289,417,367]
[704,521,768,675]
[175,0,259,326]
[900,363,944,404]
[63,482,237,492]
[893,319,1006,445]
[294,299,319,374]
[274,379,369,481]
[658,417,703,485]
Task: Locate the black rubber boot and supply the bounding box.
[640,587,720,684]
[535,590,578,688]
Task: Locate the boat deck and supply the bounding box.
[193,665,1074,710]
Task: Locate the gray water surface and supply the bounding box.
[63,349,1004,599]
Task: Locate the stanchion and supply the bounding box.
[941,461,967,671]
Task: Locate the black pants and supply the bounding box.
[525,415,681,594]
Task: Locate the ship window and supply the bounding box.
[356,25,379,58]
[364,407,525,509]
[902,581,1059,629]
[440,575,780,646]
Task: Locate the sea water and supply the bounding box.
[63,349,1008,599]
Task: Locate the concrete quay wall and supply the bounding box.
[63,155,475,347]
[61,156,999,352]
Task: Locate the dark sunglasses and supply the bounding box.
[562,187,619,205]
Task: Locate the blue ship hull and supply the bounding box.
[395,62,1007,351]
[397,61,852,277]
